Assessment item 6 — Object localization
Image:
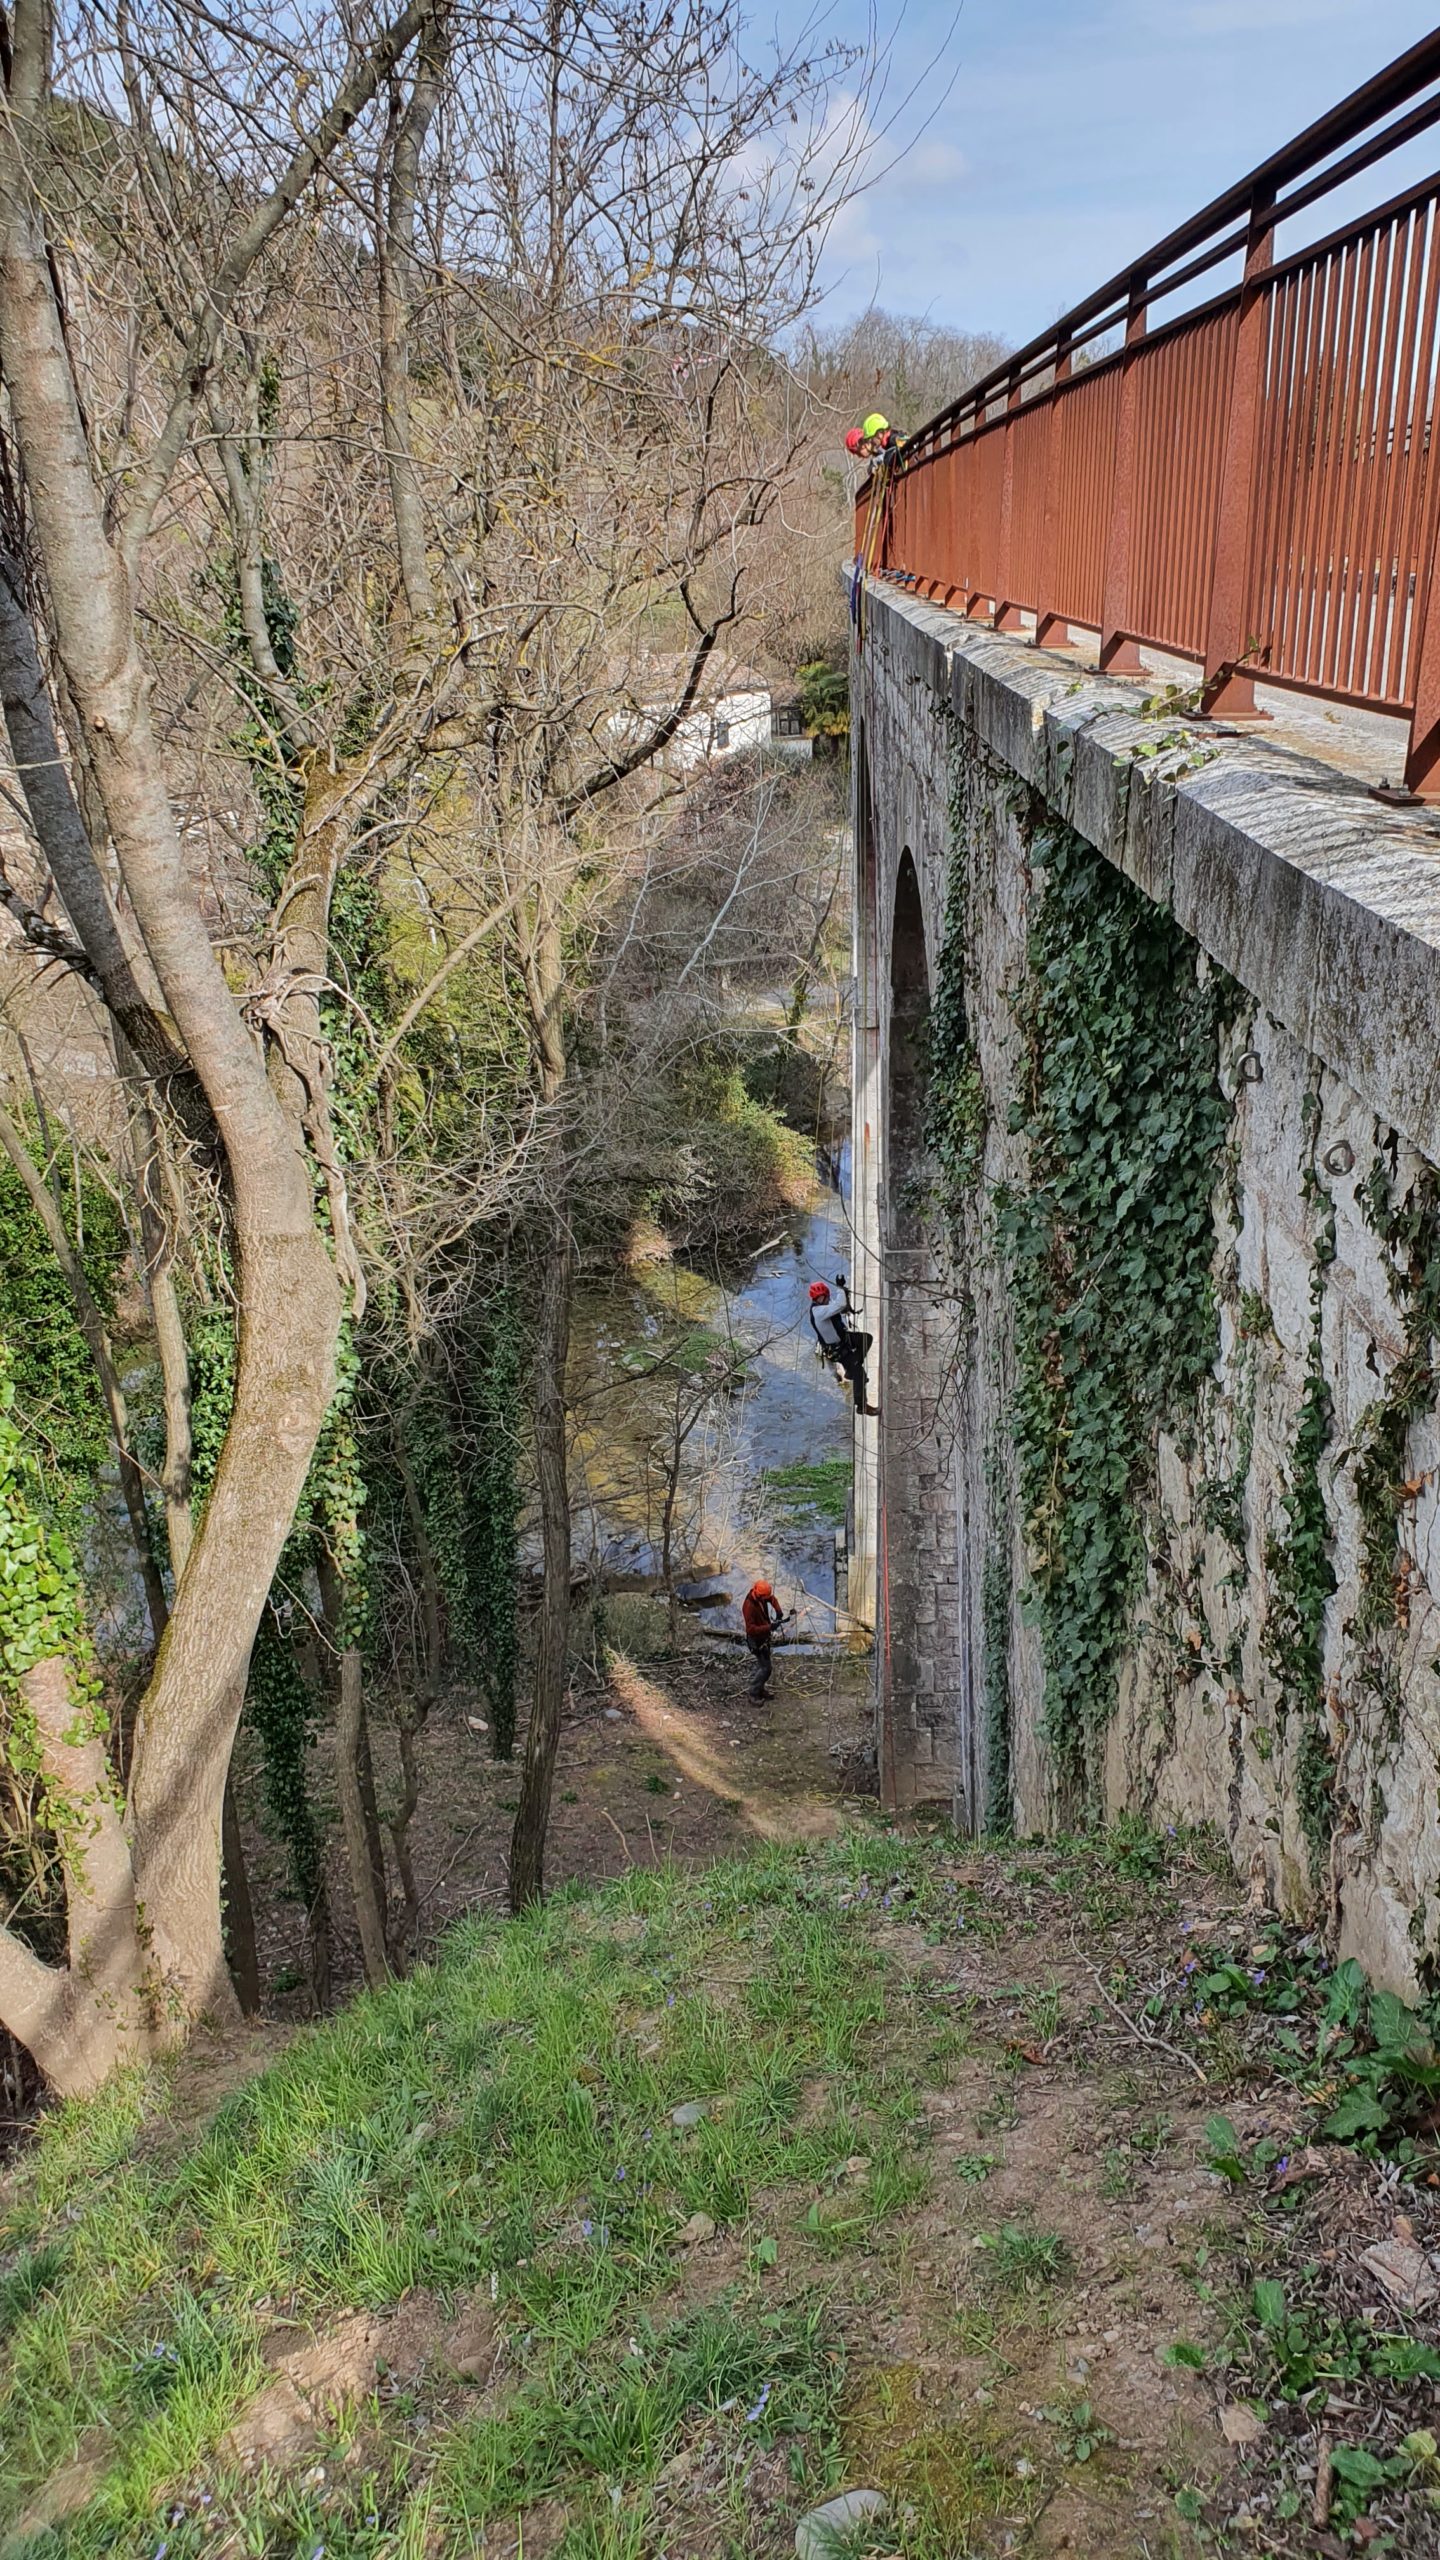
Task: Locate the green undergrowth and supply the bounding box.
[760,1457,852,1526]
[1165,1927,1440,2167]
[0,1840,995,2560]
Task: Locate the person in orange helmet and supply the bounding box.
[846,416,902,461]
[741,1577,790,1699]
[808,1276,878,1414]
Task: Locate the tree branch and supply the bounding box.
[118,0,439,578]
[554,582,738,821]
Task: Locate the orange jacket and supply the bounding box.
[743,1587,781,1638]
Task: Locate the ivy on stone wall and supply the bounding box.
[924,740,986,1221]
[996,821,1240,1811]
[1261,1175,1338,1878]
[1355,1155,1440,1643]
[981,1427,1013,1830]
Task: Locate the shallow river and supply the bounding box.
[567,1150,860,1643]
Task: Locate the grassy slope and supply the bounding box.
[0,1842,965,2560]
[8,1824,1440,2559]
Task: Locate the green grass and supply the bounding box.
[759,1457,852,1527]
[0,1841,969,2560]
[974,2221,1071,2297]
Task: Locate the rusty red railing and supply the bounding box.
[857,33,1440,794]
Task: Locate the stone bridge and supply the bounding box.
[846,40,1440,1995]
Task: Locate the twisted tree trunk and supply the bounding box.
[508,1216,573,1910]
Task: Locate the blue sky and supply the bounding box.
[805,0,1440,343]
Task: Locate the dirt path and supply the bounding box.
[239,1638,875,2004]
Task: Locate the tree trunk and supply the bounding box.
[357,1713,390,1941]
[221,1767,261,2016]
[337,1646,390,1990]
[395,1418,444,1699]
[377,24,443,633]
[659,1393,683,1658]
[388,1709,424,1961]
[0,538,186,1089]
[307,1881,334,2013]
[318,1555,390,1990]
[126,1242,340,2021]
[0,1656,153,2096]
[0,0,345,2040]
[508,1219,573,1911]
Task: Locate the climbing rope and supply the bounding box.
[849,451,898,650]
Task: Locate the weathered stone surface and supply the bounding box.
[853,573,1440,1992]
[794,2489,889,2557]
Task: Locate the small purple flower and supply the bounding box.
[1166,1826,1176,1837]
[582,2218,594,2237]
[745,2381,772,2423]
[153,2545,168,2560]
[666,1993,676,2008]
[1183,1959,1197,1975]
[615,2165,627,2181]
[1275,2156,1290,2175]
[1250,1969,1267,1985]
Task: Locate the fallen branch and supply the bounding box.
[1080,1955,1208,2085]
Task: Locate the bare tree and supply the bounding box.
[0,0,895,2069]
[0,0,435,2090]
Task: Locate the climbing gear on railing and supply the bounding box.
[850,442,901,649]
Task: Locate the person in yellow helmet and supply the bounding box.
[846,412,903,461]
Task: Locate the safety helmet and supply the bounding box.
[844,427,865,454]
[862,411,889,441]
[752,1579,773,1599]
[808,1281,831,1302]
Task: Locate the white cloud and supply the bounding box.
[799,0,1440,340]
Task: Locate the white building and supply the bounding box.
[611,659,812,775]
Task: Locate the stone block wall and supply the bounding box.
[852,578,1440,1995]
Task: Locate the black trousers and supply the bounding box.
[746,1632,773,1696]
[833,1327,873,1403]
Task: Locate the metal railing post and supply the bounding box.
[1035,334,1075,649]
[1096,272,1142,670]
[1404,574,1440,793]
[1202,186,1277,716]
[996,363,1027,631]
[1100,274,1149,672]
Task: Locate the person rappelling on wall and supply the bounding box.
[808,1276,878,1415]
